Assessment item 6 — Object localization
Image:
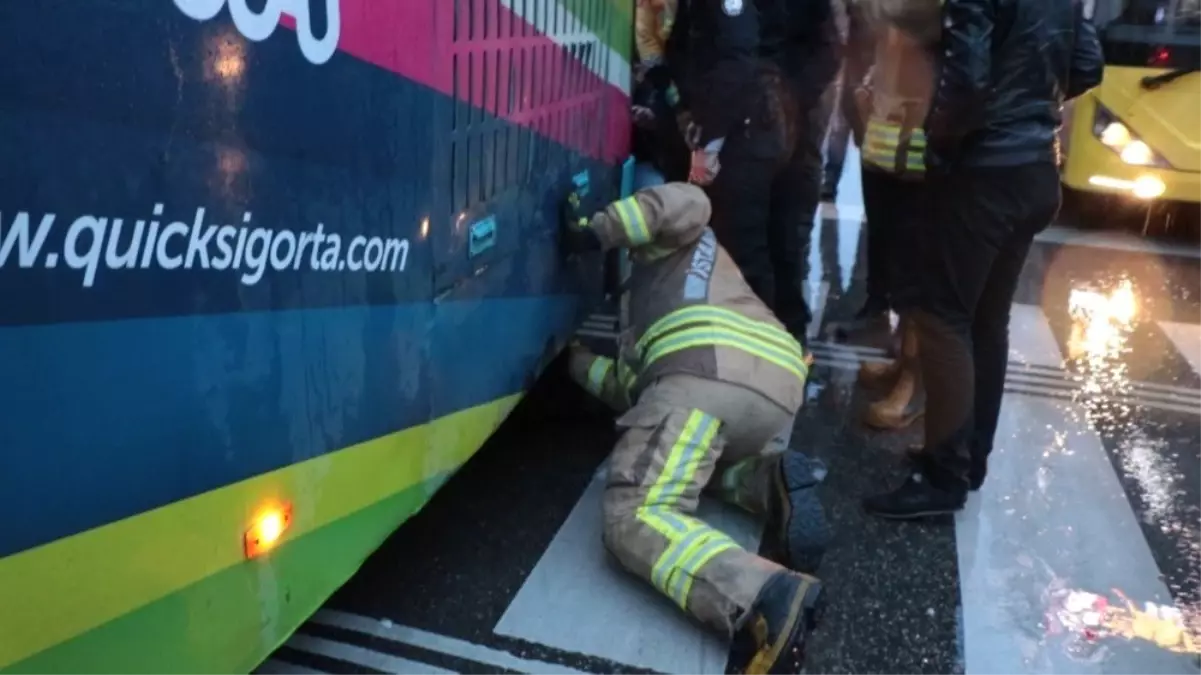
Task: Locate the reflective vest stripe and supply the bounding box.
[863,119,926,174]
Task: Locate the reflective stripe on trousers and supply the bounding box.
[603,377,785,635]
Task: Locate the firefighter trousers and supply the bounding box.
[602,373,797,636]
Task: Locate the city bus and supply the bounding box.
[1061,0,1200,228]
[0,0,632,671]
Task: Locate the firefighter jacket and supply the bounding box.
[848,0,941,179]
[573,183,809,416]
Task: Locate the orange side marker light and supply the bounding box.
[244,502,293,559]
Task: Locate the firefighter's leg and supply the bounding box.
[659,375,832,576]
[602,379,822,673]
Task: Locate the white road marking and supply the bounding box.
[804,280,831,341]
[1036,225,1201,259]
[286,634,453,674]
[311,609,591,675]
[494,475,760,674]
[1158,321,1201,379]
[955,305,1196,674]
[256,657,328,674]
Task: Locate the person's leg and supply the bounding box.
[861,168,894,314]
[968,163,1062,489]
[708,146,779,313]
[864,167,1014,518]
[675,375,832,575]
[767,101,827,337]
[822,109,851,201]
[862,178,931,424]
[602,378,823,671]
[832,167,892,346]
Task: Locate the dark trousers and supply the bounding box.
[822,106,852,188]
[860,168,927,312]
[920,162,1061,490]
[708,102,828,335]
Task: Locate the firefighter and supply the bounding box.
[671,0,839,342]
[845,0,941,431]
[560,183,831,674]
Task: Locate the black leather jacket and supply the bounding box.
[668,0,838,147]
[924,0,1104,170]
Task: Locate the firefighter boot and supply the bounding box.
[766,451,833,575]
[729,571,825,675]
[863,317,925,430]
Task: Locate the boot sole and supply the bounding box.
[775,454,832,575]
[763,578,825,675]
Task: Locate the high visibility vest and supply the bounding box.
[862,117,926,176]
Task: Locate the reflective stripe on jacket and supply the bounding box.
[854,0,940,179]
[581,183,807,416]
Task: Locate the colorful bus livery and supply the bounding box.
[0,0,632,671]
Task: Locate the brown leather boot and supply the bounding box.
[858,358,900,390]
[863,318,926,430]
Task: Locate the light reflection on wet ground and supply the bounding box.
[262,184,1200,675]
[1055,278,1201,660]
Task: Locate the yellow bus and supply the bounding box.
[1061,0,1199,226]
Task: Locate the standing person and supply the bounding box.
[850,0,941,432]
[671,0,838,344]
[560,183,831,674]
[635,0,677,71]
[826,0,893,337]
[864,0,1104,518]
[820,0,853,203]
[632,0,687,188]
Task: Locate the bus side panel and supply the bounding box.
[0,0,631,672]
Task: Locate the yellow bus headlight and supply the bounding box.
[1093,104,1172,168]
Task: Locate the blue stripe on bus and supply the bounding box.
[0,293,582,558]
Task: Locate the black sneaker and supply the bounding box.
[729,571,825,675]
[862,472,966,520]
[830,300,890,343]
[904,446,987,491]
[766,451,833,574]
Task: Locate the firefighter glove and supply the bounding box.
[560,189,601,255]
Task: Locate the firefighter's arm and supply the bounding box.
[635,0,666,66]
[568,344,632,412]
[925,0,995,155]
[1066,6,1104,100]
[691,0,759,147]
[585,183,711,253]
